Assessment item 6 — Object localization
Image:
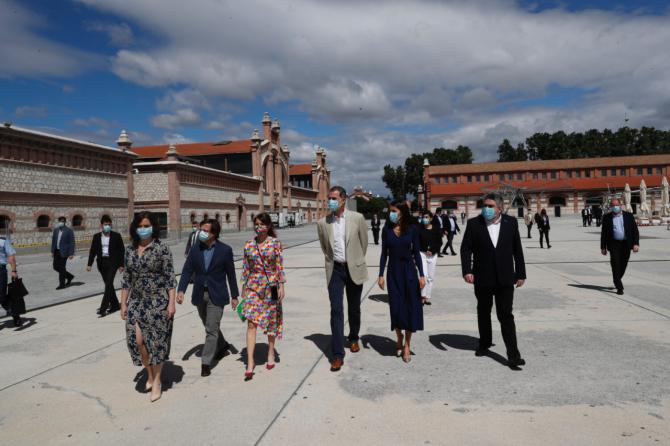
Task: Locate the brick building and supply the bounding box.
[424,154,670,217]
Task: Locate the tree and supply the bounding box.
[497,139,516,162]
[382,164,406,201]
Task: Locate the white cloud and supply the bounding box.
[151,108,201,129]
[14,105,47,118]
[163,132,194,144]
[85,21,134,46]
[72,117,114,128]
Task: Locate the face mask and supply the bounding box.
[612,205,621,214]
[422,218,430,225]
[255,225,268,235]
[389,211,399,224]
[102,224,112,233]
[192,227,198,232]
[136,227,153,240]
[198,230,210,242]
[58,221,65,228]
[328,199,340,212]
[481,207,496,221]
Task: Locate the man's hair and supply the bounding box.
[483,193,504,208]
[201,218,221,238]
[329,185,347,199]
[100,214,112,224]
[610,198,621,205]
[58,216,66,222]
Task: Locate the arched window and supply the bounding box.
[203,213,209,221]
[0,215,9,231]
[190,212,196,223]
[512,197,525,207]
[72,214,84,228]
[250,213,255,222]
[475,199,484,209]
[441,200,458,210]
[37,215,50,228]
[225,213,231,223]
[549,196,566,206]
[215,212,221,222]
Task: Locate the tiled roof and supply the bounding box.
[289,164,312,176]
[132,140,252,158]
[428,154,670,175]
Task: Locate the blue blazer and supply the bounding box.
[51,227,75,257]
[177,240,239,307]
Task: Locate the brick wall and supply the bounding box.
[134,172,169,202]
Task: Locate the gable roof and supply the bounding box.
[289,164,313,176]
[132,140,252,158]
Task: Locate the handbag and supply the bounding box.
[235,297,246,322]
[7,277,28,315]
[254,239,279,301]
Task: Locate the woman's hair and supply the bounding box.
[422,210,434,219]
[390,200,412,235]
[540,208,547,215]
[129,211,160,248]
[254,212,277,238]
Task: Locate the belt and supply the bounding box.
[334,261,347,266]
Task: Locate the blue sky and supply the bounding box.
[1,0,670,194]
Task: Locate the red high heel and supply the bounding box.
[266,363,275,370]
[244,365,255,381]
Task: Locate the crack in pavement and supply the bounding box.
[39,382,116,423]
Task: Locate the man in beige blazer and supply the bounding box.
[317,186,369,372]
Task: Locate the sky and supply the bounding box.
[1,0,670,195]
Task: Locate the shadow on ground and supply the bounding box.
[429,334,508,367]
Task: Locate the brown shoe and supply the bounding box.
[330,358,343,372]
[350,342,360,353]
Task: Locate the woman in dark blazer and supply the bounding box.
[87,215,125,316]
[536,208,551,249]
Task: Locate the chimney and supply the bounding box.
[116,129,133,151]
[262,112,271,140]
[166,143,178,161]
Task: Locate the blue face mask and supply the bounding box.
[58,221,65,228]
[198,230,210,242]
[328,199,340,212]
[422,218,430,225]
[612,205,621,214]
[481,207,496,221]
[389,211,399,224]
[102,224,112,233]
[136,227,153,240]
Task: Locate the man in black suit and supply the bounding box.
[87,215,125,316]
[441,210,461,256]
[185,221,200,257]
[600,198,640,295]
[433,208,445,257]
[51,216,76,290]
[370,213,381,245]
[461,193,527,368]
[177,219,239,377]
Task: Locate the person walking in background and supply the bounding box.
[185,221,200,257]
[378,201,426,363]
[432,208,445,257]
[51,216,75,290]
[87,215,125,317]
[0,234,21,327]
[594,206,603,227]
[316,186,368,372]
[460,193,527,369]
[441,210,460,256]
[524,209,533,239]
[581,208,588,227]
[587,207,593,226]
[178,218,238,377]
[601,198,639,295]
[120,211,176,402]
[418,210,440,306]
[240,213,285,380]
[536,208,552,249]
[461,211,466,225]
[371,213,381,245]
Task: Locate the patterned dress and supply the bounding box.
[241,237,285,338]
[121,240,176,366]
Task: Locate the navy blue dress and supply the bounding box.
[379,225,425,332]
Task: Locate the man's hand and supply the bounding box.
[377,276,385,290]
[10,271,18,280]
[86,266,92,272]
[419,276,426,289]
[176,292,184,305]
[515,279,525,288]
[632,245,640,253]
[231,298,239,309]
[68,256,74,260]
[601,249,608,256]
[464,274,474,284]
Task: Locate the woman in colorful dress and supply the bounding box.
[240,213,285,380]
[120,211,176,402]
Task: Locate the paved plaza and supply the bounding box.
[1,217,669,445]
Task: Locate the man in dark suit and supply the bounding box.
[87,215,125,316]
[51,216,76,290]
[441,210,461,256]
[370,213,381,245]
[601,198,639,295]
[535,208,552,249]
[433,208,445,257]
[177,219,239,377]
[461,193,527,368]
[581,208,588,227]
[185,221,200,257]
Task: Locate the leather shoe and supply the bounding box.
[508,357,526,367]
[330,358,343,372]
[56,285,66,290]
[201,364,211,377]
[350,342,360,353]
[616,289,624,295]
[66,275,74,286]
[475,347,491,357]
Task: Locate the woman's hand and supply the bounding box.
[377,276,385,290]
[278,283,285,301]
[167,302,176,320]
[120,303,128,321]
[419,276,426,289]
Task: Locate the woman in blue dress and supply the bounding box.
[378,201,426,363]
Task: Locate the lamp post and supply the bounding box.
[417,184,424,210]
[423,158,430,211]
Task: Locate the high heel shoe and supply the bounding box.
[244,365,255,381]
[396,335,404,357]
[145,381,153,392]
[266,363,275,370]
[150,382,162,402]
[402,346,412,363]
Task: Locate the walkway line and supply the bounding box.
[253,280,378,446]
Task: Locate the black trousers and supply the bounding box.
[372,229,380,245]
[328,262,362,360]
[53,250,73,286]
[474,284,521,360]
[98,258,120,312]
[609,240,631,291]
[582,217,588,227]
[539,229,550,247]
[526,224,532,238]
[442,232,456,254]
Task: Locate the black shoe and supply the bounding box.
[107,305,120,314]
[451,252,457,256]
[96,308,104,315]
[437,254,444,257]
[475,348,490,357]
[214,348,230,361]
[56,285,66,290]
[201,364,211,377]
[508,357,526,367]
[547,245,552,249]
[13,317,22,327]
[98,310,107,318]
[616,289,624,295]
[66,275,74,286]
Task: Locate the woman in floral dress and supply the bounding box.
[241,213,285,380]
[120,211,176,402]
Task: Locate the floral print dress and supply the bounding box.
[241,237,285,338]
[121,240,176,366]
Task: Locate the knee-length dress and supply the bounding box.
[121,240,176,366]
[241,237,285,338]
[379,225,425,332]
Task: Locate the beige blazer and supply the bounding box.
[317,210,369,285]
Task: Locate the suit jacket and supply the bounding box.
[317,210,369,285]
[446,215,461,235]
[87,231,125,269]
[600,211,639,251]
[51,227,75,257]
[460,214,526,287]
[185,230,199,256]
[536,214,550,231]
[177,240,239,307]
[371,216,381,230]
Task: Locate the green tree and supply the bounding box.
[497,139,516,162]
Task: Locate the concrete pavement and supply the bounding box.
[0,216,669,445]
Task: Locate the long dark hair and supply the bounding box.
[130,211,160,248]
[254,212,277,238]
[390,200,412,235]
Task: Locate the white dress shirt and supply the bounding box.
[332,211,347,263]
[487,218,501,248]
[449,217,456,232]
[612,214,626,240]
[101,234,110,257]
